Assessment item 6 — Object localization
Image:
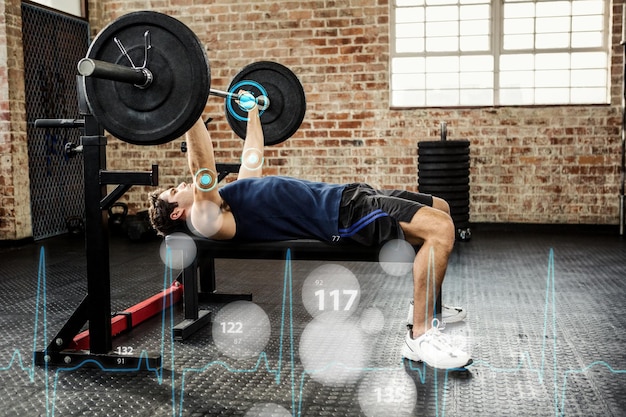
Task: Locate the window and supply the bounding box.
[29,0,86,18]
[390,0,610,107]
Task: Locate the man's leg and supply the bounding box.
[431,196,450,215]
[397,194,466,325]
[400,206,455,338]
[349,187,469,367]
[399,206,470,369]
[380,190,449,215]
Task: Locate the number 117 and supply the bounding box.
[314,289,358,311]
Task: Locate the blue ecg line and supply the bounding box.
[468,249,626,417]
[178,249,297,416]
[179,247,466,417]
[1,246,626,416]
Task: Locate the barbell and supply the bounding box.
[78,11,306,146]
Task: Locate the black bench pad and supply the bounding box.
[187,238,383,262]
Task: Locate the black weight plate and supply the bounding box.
[418,169,470,178]
[226,61,306,146]
[451,214,469,223]
[420,192,471,199]
[419,142,469,156]
[426,194,469,203]
[417,148,469,158]
[418,177,470,186]
[416,184,470,193]
[451,204,470,213]
[425,194,470,203]
[418,154,470,163]
[83,11,210,145]
[418,162,470,171]
[418,140,469,148]
[433,193,469,203]
[449,204,470,212]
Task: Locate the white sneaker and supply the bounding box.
[406,301,467,326]
[401,320,471,369]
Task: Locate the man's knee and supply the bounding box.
[428,212,455,251]
[402,207,455,249]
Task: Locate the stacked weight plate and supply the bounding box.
[418,140,472,241]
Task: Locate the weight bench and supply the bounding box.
[165,234,442,340]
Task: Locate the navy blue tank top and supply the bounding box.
[218,176,346,242]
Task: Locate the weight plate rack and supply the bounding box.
[418,139,472,241]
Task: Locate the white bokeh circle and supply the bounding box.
[358,369,417,417]
[301,264,360,321]
[244,403,292,417]
[241,148,264,171]
[299,313,368,386]
[189,199,223,238]
[378,239,415,276]
[358,307,385,335]
[212,300,271,360]
[160,232,197,269]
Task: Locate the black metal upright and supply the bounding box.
[34,82,161,369]
[82,116,112,354]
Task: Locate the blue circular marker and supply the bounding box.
[194,168,217,192]
[226,80,268,122]
[238,92,257,110]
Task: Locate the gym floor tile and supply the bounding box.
[0,230,624,416]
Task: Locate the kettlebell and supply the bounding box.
[66,216,84,236]
[108,202,128,234]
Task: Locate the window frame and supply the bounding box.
[389,0,612,108]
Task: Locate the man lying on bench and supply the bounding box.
[147,103,471,370]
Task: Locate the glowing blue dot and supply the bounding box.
[200,174,212,186]
[239,93,257,110]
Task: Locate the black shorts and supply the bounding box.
[337,183,433,246]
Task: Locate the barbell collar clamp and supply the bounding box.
[256,95,270,111]
[77,58,153,89]
[64,142,83,157]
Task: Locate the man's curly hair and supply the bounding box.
[148,189,185,236]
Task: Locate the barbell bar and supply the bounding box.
[79,11,305,146]
[78,58,270,109]
[209,88,270,110]
[78,58,153,88]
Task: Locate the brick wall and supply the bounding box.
[93,0,625,228]
[0,0,31,241]
[1,0,624,240]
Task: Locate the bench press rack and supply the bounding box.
[33,81,166,370]
[33,101,441,366]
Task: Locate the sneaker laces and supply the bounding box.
[422,319,460,352]
[430,317,445,331]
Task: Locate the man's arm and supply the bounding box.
[237,104,265,179]
[185,118,224,237]
[185,118,221,203]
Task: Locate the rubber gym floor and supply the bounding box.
[0,228,625,417]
